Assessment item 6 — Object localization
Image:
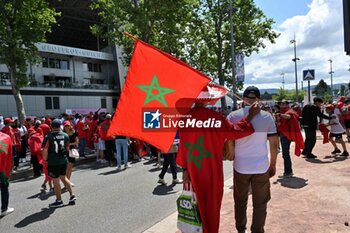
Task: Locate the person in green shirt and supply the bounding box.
[42,119,76,208]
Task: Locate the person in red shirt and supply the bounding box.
[176,84,259,233]
[1,118,17,171]
[0,131,14,217]
[76,115,89,158]
[100,114,115,165]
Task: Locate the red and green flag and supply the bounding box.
[0,132,13,184]
[108,40,211,152]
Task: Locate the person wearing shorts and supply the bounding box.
[325,105,349,157]
[42,119,76,208]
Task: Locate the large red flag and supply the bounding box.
[108,40,211,152]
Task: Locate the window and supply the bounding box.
[101,98,107,108]
[112,98,118,108]
[45,97,60,110]
[60,60,69,70]
[42,57,70,70]
[53,97,60,109]
[83,62,102,72]
[42,57,48,68]
[82,62,88,71]
[45,97,52,109]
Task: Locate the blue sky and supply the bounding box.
[244,0,349,90]
[255,0,311,26]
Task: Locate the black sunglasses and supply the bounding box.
[245,96,257,99]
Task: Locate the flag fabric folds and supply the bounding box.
[108,40,211,152]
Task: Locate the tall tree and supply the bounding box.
[91,0,197,64]
[185,0,279,109]
[0,0,58,122]
[314,79,331,97]
[92,0,279,109]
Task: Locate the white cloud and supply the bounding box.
[244,0,349,90]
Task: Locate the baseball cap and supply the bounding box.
[325,104,334,111]
[51,119,62,128]
[4,118,14,124]
[243,86,260,99]
[63,121,71,127]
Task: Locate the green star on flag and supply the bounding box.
[137,74,175,107]
[185,135,214,170]
[0,140,8,154]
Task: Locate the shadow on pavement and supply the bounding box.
[305,155,347,164]
[11,175,40,184]
[14,208,56,228]
[27,189,66,201]
[98,169,123,176]
[274,176,309,189]
[152,184,178,195]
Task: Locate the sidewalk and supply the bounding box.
[145,132,350,233]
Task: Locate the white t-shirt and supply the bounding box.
[329,113,345,134]
[227,106,277,174]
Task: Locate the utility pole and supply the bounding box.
[280,72,285,89]
[328,58,334,97]
[290,34,300,103]
[229,2,237,110]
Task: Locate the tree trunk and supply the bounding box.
[9,66,26,124]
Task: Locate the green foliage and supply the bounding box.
[91,0,197,66]
[340,85,346,96]
[92,0,279,89]
[272,88,287,101]
[0,0,59,121]
[0,0,59,80]
[314,79,331,97]
[273,88,305,103]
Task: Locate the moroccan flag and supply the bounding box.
[108,40,211,152]
[0,132,13,184]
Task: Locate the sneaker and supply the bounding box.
[116,166,122,171]
[41,184,47,191]
[157,163,162,169]
[96,159,101,163]
[283,172,294,178]
[70,182,75,187]
[124,164,132,169]
[172,178,183,184]
[69,195,76,204]
[158,178,166,185]
[340,151,349,157]
[331,149,341,154]
[0,207,14,217]
[49,188,54,193]
[306,154,317,159]
[49,200,63,208]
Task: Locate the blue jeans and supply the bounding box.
[79,138,86,157]
[280,135,292,174]
[115,139,129,167]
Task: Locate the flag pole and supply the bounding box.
[124,32,138,41]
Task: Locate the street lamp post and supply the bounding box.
[290,35,300,103]
[328,58,334,97]
[228,2,237,110]
[280,72,285,89]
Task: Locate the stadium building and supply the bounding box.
[0,0,127,117]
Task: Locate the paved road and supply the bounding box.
[0,158,233,233]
